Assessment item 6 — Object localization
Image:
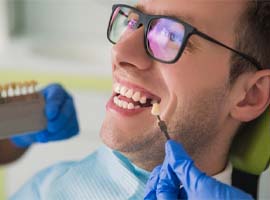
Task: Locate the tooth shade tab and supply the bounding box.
[0,81,39,98]
[151,103,160,116]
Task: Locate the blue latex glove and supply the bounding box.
[144,140,253,200]
[11,84,79,148]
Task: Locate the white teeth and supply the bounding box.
[113,96,119,104]
[125,89,133,98]
[140,96,147,104]
[1,91,7,98]
[114,83,121,93]
[120,87,128,96]
[118,100,123,107]
[122,101,128,109]
[113,83,145,103]
[113,95,138,110]
[8,88,14,97]
[113,83,156,108]
[132,91,141,102]
[128,103,135,110]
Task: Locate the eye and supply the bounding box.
[124,12,139,30]
[127,19,138,29]
[169,32,177,42]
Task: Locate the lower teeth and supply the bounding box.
[113,96,140,109]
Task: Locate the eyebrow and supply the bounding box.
[135,4,195,25]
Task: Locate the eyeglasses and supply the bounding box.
[107,4,263,70]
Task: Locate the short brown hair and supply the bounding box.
[230,1,270,83]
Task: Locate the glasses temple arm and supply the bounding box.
[194,30,263,70]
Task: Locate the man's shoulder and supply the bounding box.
[10,146,108,199]
[39,146,108,182]
[27,147,106,185]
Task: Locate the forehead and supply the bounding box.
[137,0,246,34]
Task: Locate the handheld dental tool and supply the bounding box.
[151,103,170,140]
[0,81,46,139]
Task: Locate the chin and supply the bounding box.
[100,115,162,155]
[99,117,132,151]
[100,127,123,151]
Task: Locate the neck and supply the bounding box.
[188,121,239,176]
[193,141,230,176]
[121,135,231,174]
[123,147,165,172]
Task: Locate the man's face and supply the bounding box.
[100,0,245,166]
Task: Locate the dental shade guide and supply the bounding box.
[151,103,171,140]
[0,81,46,139]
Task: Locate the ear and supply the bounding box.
[230,69,270,122]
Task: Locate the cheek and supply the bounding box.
[158,56,230,123]
[188,44,231,87]
[161,53,230,98]
[160,61,198,101]
[158,65,194,121]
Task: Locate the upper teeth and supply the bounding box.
[114,83,148,103]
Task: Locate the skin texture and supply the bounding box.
[100,0,270,175]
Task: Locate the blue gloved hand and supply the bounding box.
[144,140,253,200]
[11,83,79,148]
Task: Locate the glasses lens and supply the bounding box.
[147,18,185,62]
[108,6,139,43]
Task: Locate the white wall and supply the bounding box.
[0,0,8,52]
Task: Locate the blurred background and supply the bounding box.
[0,0,269,199]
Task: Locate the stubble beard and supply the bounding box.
[100,117,167,168]
[169,87,228,158]
[100,85,229,170]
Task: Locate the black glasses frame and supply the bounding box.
[107,4,263,70]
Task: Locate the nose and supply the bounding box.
[112,27,153,70]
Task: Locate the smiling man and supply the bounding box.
[10,0,270,200]
[102,0,269,175]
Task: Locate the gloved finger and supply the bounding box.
[35,129,50,143]
[166,140,230,198]
[11,131,40,148]
[37,115,79,142]
[47,120,79,141]
[47,97,77,133]
[156,158,181,199]
[166,141,254,200]
[165,140,205,193]
[144,165,162,200]
[42,84,70,121]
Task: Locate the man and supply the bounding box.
[0,84,79,164]
[10,0,270,199]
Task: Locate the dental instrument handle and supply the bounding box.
[157,117,170,140]
[151,103,170,140]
